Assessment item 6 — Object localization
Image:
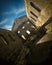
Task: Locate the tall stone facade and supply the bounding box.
[24,0,52,27]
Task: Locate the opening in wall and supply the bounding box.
[30,11,38,18]
[30,16,36,21]
[30,2,41,12]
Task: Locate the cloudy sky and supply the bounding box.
[0,0,26,30]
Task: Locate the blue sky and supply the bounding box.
[0,0,26,30]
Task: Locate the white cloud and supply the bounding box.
[3,25,12,31]
[3,7,25,15]
[0,19,8,25]
[15,7,25,14]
